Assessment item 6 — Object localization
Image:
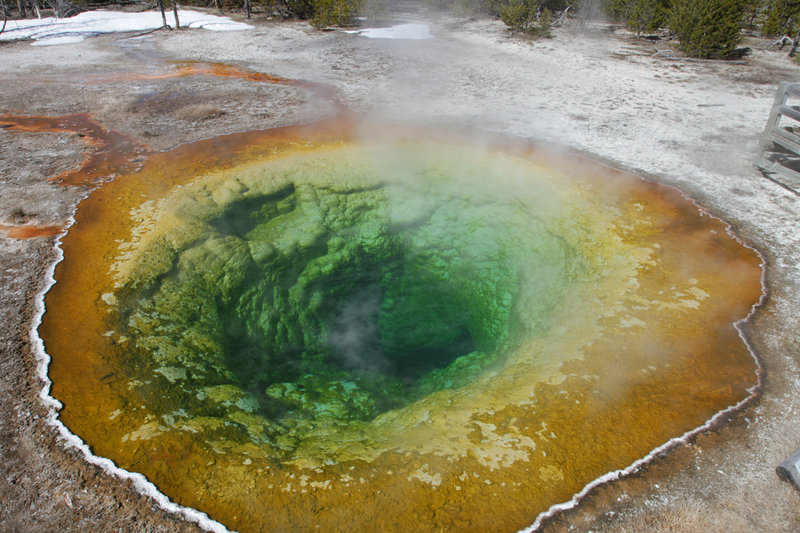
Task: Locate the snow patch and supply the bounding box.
[346,23,433,40]
[0,10,253,46]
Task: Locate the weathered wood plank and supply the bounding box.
[765,128,800,154]
[778,104,800,122]
[777,448,800,490]
[784,83,800,98]
[756,82,800,195]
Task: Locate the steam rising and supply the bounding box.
[41,124,764,533]
[327,284,390,375]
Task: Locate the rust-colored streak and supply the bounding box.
[174,63,303,86]
[0,62,343,189]
[172,63,345,110]
[50,62,346,111]
[0,224,62,239]
[0,113,149,187]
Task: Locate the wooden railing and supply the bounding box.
[756,81,800,192]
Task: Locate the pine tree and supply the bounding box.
[762,0,800,37]
[311,0,364,28]
[669,0,748,58]
[539,7,552,35]
[606,0,669,35]
[501,0,537,31]
[629,0,668,34]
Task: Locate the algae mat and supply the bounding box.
[40,120,763,532]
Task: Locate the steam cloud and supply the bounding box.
[326,284,392,374]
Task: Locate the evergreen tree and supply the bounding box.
[628,0,668,34]
[424,0,576,34]
[501,0,537,31]
[287,0,316,18]
[311,0,363,28]
[669,0,748,58]
[762,0,800,37]
[607,0,670,35]
[539,6,552,35]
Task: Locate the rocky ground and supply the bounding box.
[1,7,800,532]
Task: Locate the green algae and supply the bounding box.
[42,127,766,532]
[109,143,593,457]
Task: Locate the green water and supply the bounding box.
[113,144,586,453]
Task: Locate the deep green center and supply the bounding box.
[210,183,508,422]
[115,145,582,449]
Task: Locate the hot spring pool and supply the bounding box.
[39,120,763,532]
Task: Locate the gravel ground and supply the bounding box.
[1,7,800,532]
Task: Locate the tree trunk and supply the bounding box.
[172,0,180,29]
[157,0,167,27]
[791,30,800,57]
[214,0,220,15]
[31,0,42,18]
[244,0,250,19]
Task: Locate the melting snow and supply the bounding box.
[346,23,432,40]
[0,10,253,46]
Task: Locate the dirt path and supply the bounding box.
[1,12,800,532]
